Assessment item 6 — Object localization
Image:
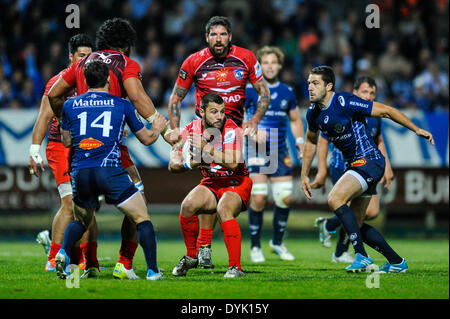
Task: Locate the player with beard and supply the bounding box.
[167,16,270,268]
[29,34,98,273]
[169,93,251,278]
[301,66,433,273]
[48,18,173,279]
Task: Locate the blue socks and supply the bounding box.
[334,204,367,257]
[137,220,158,273]
[249,207,263,248]
[272,206,290,245]
[325,216,341,233]
[61,220,86,258]
[360,223,403,264]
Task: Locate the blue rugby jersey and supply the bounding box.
[245,81,297,150]
[61,91,144,169]
[306,92,383,166]
[324,116,382,170]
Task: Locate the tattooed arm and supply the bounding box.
[167,84,188,130]
[243,78,270,137]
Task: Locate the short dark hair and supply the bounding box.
[84,61,109,89]
[205,16,232,34]
[310,66,335,91]
[96,18,137,51]
[68,34,94,55]
[200,93,224,110]
[353,76,377,91]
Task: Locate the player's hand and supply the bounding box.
[301,176,313,200]
[296,143,304,160]
[164,127,181,146]
[29,144,44,177]
[380,167,394,189]
[243,120,258,138]
[416,128,434,146]
[310,172,326,189]
[123,128,129,139]
[152,113,168,135]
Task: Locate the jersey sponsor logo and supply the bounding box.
[350,101,369,108]
[350,158,367,167]
[222,94,241,104]
[179,69,188,80]
[284,156,291,167]
[73,98,115,107]
[254,61,262,78]
[324,115,329,123]
[234,68,244,80]
[216,68,228,82]
[210,85,240,94]
[224,130,236,144]
[79,137,104,150]
[338,96,345,106]
[271,92,278,100]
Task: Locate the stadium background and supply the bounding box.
[0,0,448,241]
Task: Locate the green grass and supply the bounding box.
[0,238,447,299]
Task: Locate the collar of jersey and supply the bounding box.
[266,81,280,89]
[320,92,335,111]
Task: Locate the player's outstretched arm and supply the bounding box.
[311,135,329,189]
[134,113,167,146]
[300,128,318,200]
[29,95,54,177]
[48,77,74,119]
[371,102,434,145]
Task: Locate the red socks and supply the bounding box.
[197,228,213,248]
[221,219,242,270]
[118,239,138,270]
[179,214,199,258]
[48,242,61,261]
[83,242,99,269]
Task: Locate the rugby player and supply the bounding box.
[48,18,172,279]
[55,60,166,280]
[245,46,305,262]
[311,76,394,263]
[29,34,97,272]
[167,16,270,268]
[169,93,251,278]
[301,66,434,273]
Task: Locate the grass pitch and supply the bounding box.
[0,238,447,300]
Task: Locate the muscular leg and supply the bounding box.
[48,193,74,263]
[328,173,368,257]
[248,174,268,248]
[365,194,380,221]
[217,191,244,270]
[180,185,217,258]
[116,165,142,269]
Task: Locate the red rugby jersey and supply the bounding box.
[44,73,76,142]
[176,45,263,127]
[60,50,142,98]
[180,118,249,178]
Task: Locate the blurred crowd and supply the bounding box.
[0,0,448,112]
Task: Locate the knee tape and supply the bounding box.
[251,183,269,196]
[271,181,293,208]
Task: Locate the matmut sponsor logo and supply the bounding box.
[349,101,369,108]
[73,98,115,107]
[79,137,104,150]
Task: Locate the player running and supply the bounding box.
[29,34,98,272]
[167,16,270,268]
[169,93,251,278]
[311,76,394,263]
[245,46,305,262]
[48,18,172,279]
[55,60,166,281]
[301,66,434,273]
